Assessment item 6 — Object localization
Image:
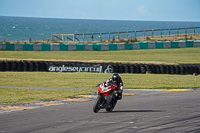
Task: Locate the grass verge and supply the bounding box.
[0,72,199,104]
[1,47,200,64]
[0,88,95,104]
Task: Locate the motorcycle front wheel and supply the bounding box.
[93,95,102,113]
[106,99,117,112]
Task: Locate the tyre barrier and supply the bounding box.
[0,60,200,75]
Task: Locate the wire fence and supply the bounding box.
[52,27,200,42]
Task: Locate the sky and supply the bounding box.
[0,0,200,21]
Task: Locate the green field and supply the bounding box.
[1,47,200,64]
[1,48,200,104]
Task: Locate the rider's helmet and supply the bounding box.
[112,73,119,84]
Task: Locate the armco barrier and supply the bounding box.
[125,43,133,50]
[23,43,33,51]
[0,60,200,75]
[60,44,68,51]
[6,43,15,50]
[0,43,6,50]
[51,43,60,51]
[41,44,51,51]
[33,44,41,51]
[1,40,200,51]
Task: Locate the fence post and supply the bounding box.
[100,33,102,42]
[161,29,162,38]
[91,33,94,42]
[83,34,84,42]
[169,29,170,37]
[126,31,128,39]
[135,31,136,38]
[152,29,154,37]
[143,30,145,38]
[194,27,195,35]
[51,34,53,41]
[109,32,110,40]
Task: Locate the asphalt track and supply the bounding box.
[0,88,200,133]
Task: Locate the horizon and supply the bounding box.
[1,15,200,23]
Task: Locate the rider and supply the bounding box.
[106,73,123,100]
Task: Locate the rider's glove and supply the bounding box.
[105,83,108,86]
[120,86,123,91]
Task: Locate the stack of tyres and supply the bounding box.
[4,61,11,71]
[194,65,199,74]
[144,64,150,73]
[38,61,45,71]
[21,61,27,71]
[188,64,200,74]
[109,63,115,73]
[153,65,156,74]
[144,64,155,74]
[184,65,189,74]
[16,61,22,71]
[86,63,93,72]
[3,61,8,71]
[169,65,175,74]
[1,60,200,74]
[180,65,186,75]
[159,65,164,74]
[174,65,181,74]
[139,64,146,74]
[27,61,34,71]
[165,65,170,74]
[134,64,139,73]
[118,64,124,73]
[0,61,5,71]
[113,64,119,73]
[130,64,136,73]
[44,61,49,72]
[191,65,198,74]
[11,61,17,71]
[187,65,192,74]
[196,65,200,74]
[0,61,2,71]
[190,65,194,74]
[33,61,39,71]
[154,65,161,74]
[124,64,130,73]
[187,65,193,74]
[150,64,156,74]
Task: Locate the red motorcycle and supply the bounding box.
[93,82,118,113]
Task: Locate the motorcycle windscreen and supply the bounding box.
[100,86,112,94]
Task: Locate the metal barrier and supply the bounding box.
[52,27,200,42]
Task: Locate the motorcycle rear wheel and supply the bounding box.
[93,95,102,113]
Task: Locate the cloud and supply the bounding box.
[136,5,148,14]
